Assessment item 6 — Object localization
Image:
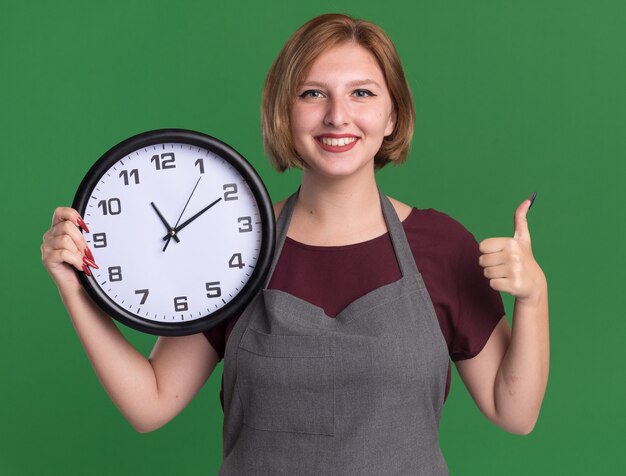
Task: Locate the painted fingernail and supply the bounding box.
[84,245,94,262]
[83,256,99,270]
[82,264,92,276]
[77,217,90,233]
[529,192,537,209]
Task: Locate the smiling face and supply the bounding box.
[289,42,396,179]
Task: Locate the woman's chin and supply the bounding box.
[300,152,374,176]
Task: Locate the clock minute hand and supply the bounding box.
[150,202,180,243]
[162,176,203,252]
[162,197,223,240]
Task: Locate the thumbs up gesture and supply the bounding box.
[479,194,547,305]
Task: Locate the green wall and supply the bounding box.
[2,0,624,474]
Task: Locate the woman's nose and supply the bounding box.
[324,97,350,127]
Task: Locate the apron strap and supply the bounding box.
[378,191,420,278]
[263,190,298,289]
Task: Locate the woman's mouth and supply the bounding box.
[316,135,359,152]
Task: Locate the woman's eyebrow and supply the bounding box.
[347,79,383,88]
[300,79,383,89]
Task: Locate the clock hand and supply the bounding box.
[163,176,202,252]
[162,197,223,241]
[150,202,180,243]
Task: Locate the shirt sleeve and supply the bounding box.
[203,320,227,361]
[449,231,506,361]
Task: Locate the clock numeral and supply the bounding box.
[119,169,140,185]
[151,152,176,170]
[205,281,222,298]
[237,216,252,233]
[135,289,149,305]
[98,198,122,216]
[223,183,238,201]
[195,158,205,174]
[228,253,245,269]
[93,232,107,248]
[108,266,123,282]
[174,296,188,312]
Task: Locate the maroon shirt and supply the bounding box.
[204,207,505,405]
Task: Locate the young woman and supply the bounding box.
[41,13,549,475]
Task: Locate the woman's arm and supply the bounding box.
[42,207,219,433]
[455,197,549,435]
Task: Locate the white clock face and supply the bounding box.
[81,141,268,329]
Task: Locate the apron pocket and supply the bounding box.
[237,328,335,436]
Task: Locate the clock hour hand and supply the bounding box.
[162,197,223,241]
[150,202,180,243]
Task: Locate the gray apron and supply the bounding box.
[219,190,450,475]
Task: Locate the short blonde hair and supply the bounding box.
[262,13,415,172]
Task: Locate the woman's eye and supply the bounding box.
[300,89,323,98]
[353,89,375,98]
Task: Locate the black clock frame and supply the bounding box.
[72,129,276,336]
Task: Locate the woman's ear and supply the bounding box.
[385,109,397,137]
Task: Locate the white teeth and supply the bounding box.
[319,136,357,147]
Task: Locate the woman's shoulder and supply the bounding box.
[397,200,476,247]
[273,198,287,219]
[387,196,413,222]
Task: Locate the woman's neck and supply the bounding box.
[288,169,387,246]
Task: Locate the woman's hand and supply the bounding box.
[41,207,97,292]
[478,196,547,305]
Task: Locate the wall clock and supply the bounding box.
[72,129,275,336]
